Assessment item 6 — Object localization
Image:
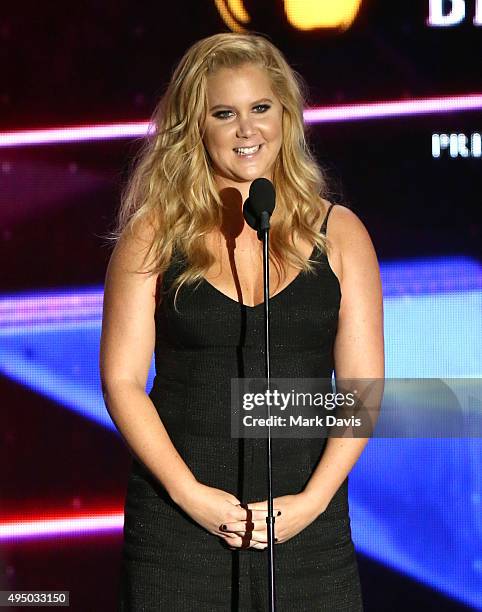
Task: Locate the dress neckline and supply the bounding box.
[200,241,319,310]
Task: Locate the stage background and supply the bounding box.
[1,1,481,610]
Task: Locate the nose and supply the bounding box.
[236,115,257,138]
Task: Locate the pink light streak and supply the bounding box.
[0,511,124,542]
[0,93,481,148]
[0,121,154,148]
[303,93,482,123]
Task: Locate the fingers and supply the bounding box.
[220,520,264,541]
[221,532,278,550]
[225,530,267,544]
[219,522,281,546]
[217,502,282,550]
[221,520,256,532]
[220,532,268,550]
[235,504,282,521]
[220,512,281,535]
[249,541,268,550]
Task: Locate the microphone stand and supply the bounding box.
[258,211,277,612]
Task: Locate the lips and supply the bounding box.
[233,144,263,156]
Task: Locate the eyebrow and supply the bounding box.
[209,98,274,111]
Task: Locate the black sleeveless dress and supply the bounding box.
[118,203,364,611]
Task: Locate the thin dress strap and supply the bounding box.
[321,203,335,234]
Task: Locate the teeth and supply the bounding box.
[234,145,260,155]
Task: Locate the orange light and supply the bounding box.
[284,0,362,31]
[214,0,362,33]
[214,0,251,32]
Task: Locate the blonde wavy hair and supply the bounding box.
[109,32,332,310]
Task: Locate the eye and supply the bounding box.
[212,104,271,120]
[213,110,234,120]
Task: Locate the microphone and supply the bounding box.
[243,178,276,239]
[242,177,278,609]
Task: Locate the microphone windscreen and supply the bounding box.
[242,200,258,230]
[248,178,276,215]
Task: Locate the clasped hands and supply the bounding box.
[177,482,326,551]
[218,492,327,551]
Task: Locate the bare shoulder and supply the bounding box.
[326,204,384,378]
[321,202,380,285]
[111,213,159,273]
[324,203,374,248]
[100,213,160,389]
[104,212,161,323]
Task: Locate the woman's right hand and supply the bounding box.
[175,481,268,550]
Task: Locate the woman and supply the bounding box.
[100,32,384,611]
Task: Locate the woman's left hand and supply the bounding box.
[221,493,327,550]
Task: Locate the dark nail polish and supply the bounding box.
[221,524,227,531]
[277,511,281,516]
[275,537,278,542]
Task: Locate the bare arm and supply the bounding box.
[99,218,196,505]
[301,204,385,513]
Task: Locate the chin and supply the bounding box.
[240,166,272,179]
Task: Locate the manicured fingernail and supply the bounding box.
[277,511,281,516]
[221,524,227,531]
[275,537,278,542]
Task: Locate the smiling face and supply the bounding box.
[202,63,283,196]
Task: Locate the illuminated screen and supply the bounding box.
[0,2,480,610]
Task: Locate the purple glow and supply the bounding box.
[0,289,103,330]
[1,94,481,147]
